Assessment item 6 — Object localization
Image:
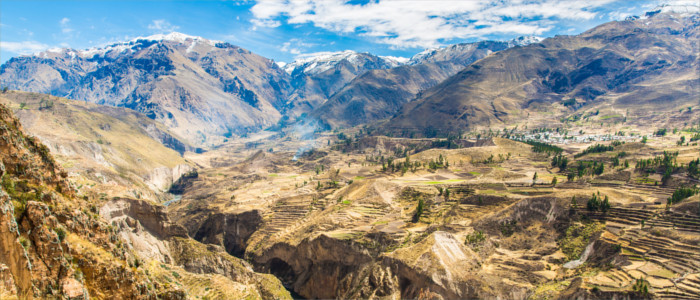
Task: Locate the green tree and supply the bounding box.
[532,172,538,185]
[412,198,425,223]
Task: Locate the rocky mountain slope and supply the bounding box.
[310,38,542,128]
[283,50,408,118]
[385,11,700,136]
[0,90,197,202]
[0,99,291,299]
[0,33,292,146]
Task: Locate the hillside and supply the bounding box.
[283,51,407,117]
[310,40,532,128]
[385,12,700,136]
[0,100,291,299]
[0,91,201,203]
[0,33,292,146]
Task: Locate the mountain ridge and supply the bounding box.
[383,11,700,136]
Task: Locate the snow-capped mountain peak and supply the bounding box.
[136,32,222,46]
[284,50,361,74]
[284,50,408,75]
[408,36,543,65]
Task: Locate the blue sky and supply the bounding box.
[0,0,684,64]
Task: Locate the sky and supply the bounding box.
[0,0,691,64]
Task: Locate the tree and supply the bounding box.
[532,172,538,185]
[601,195,610,213]
[641,136,648,144]
[551,177,558,186]
[412,198,425,223]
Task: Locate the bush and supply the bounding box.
[55,227,66,242]
[559,221,605,260]
[499,219,517,237]
[465,230,486,245]
[412,198,424,223]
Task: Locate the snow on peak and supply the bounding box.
[408,47,442,65]
[136,32,221,45]
[380,55,410,66]
[33,32,222,59]
[284,50,361,74]
[284,50,408,75]
[409,36,542,65]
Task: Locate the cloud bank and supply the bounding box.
[251,0,617,49]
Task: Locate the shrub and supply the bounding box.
[412,198,424,223]
[559,221,605,260]
[465,230,486,245]
[55,227,66,242]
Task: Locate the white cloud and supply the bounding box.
[60,17,74,34]
[280,38,315,55]
[280,42,301,54]
[251,18,281,28]
[147,19,180,33]
[251,0,618,48]
[0,41,50,54]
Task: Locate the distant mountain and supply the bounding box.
[385,12,700,136]
[282,50,409,117]
[407,36,543,65]
[0,32,292,146]
[309,37,543,128]
[284,50,407,75]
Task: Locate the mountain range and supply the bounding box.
[386,11,699,136]
[1,9,699,146]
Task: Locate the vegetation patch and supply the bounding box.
[559,221,605,261]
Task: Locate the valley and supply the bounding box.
[0,4,698,300]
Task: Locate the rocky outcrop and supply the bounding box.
[0,171,33,297]
[0,102,154,298]
[146,164,195,192]
[190,210,263,257]
[100,197,188,263]
[251,234,375,299]
[99,196,291,299]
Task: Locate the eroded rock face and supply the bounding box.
[252,234,374,299]
[99,196,291,299]
[100,197,188,263]
[146,164,195,192]
[191,210,263,257]
[0,188,33,297]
